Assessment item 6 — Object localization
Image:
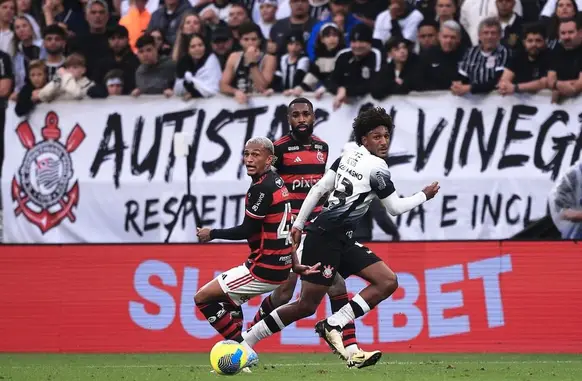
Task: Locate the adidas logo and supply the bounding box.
[294,156,302,163]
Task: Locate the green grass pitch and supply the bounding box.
[1,353,581,381]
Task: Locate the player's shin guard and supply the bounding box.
[196,301,243,342]
[250,295,275,327]
[329,294,358,350]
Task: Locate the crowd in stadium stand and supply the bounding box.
[0,0,580,114]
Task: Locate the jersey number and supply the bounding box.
[330,176,354,208]
[277,203,294,245]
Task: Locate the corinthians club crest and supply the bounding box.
[11,112,85,234]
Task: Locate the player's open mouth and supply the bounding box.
[297,125,308,131]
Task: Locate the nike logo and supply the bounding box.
[431,63,440,67]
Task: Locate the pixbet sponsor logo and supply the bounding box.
[292,177,319,190]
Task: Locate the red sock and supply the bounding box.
[196,301,242,342]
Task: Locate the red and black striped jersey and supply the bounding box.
[244,170,293,284]
[273,134,329,223]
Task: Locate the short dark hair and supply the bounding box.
[288,97,313,112]
[238,21,263,39]
[43,24,66,39]
[136,34,156,49]
[352,107,393,145]
[559,16,582,30]
[418,19,439,31]
[522,22,546,39]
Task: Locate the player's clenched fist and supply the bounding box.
[197,227,212,243]
[422,182,440,200]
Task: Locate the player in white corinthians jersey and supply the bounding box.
[239,107,440,368]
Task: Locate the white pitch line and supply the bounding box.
[5,360,581,369]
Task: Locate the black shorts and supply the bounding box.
[300,227,382,286]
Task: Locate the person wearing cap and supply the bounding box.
[373,0,424,45]
[306,0,361,61]
[256,0,278,39]
[68,0,112,80]
[93,24,139,94]
[210,25,234,70]
[270,0,316,56]
[294,21,343,98]
[272,30,310,93]
[328,23,382,110]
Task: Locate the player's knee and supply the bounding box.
[272,286,293,306]
[379,272,398,298]
[194,290,207,306]
[327,275,347,297]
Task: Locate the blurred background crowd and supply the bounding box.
[0,0,577,114]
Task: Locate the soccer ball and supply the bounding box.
[210,340,248,375]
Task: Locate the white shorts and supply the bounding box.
[291,234,307,273]
[217,265,278,306]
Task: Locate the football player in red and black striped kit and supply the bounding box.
[249,97,380,365]
[194,136,320,370]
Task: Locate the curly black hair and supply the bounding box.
[352,107,393,145]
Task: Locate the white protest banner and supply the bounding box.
[2,92,580,243]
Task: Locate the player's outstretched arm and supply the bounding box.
[292,168,337,230]
[380,182,440,216]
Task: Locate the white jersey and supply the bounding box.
[311,145,395,232]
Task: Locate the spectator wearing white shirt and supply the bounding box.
[373,0,424,45]
[460,0,523,46]
[256,0,278,38]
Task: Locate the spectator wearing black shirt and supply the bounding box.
[273,31,310,93]
[351,0,386,29]
[547,17,582,103]
[328,23,382,109]
[452,17,509,95]
[416,20,465,91]
[497,23,549,95]
[68,0,111,81]
[434,0,471,50]
[41,24,66,82]
[12,16,42,97]
[94,25,139,95]
[210,25,234,70]
[497,0,524,52]
[43,0,89,38]
[542,0,577,49]
[371,36,418,98]
[416,19,439,53]
[270,0,315,56]
[147,0,192,46]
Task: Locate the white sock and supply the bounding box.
[346,344,360,357]
[327,293,371,329]
[241,320,272,347]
